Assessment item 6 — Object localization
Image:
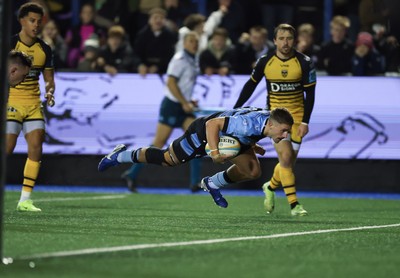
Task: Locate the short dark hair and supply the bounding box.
[250,26,268,37]
[9,50,32,68]
[18,2,44,19]
[273,23,296,40]
[211,28,229,39]
[270,107,294,126]
[183,14,205,30]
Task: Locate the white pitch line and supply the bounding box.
[16,223,400,261]
[34,195,127,202]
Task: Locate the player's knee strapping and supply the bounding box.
[144,147,172,166]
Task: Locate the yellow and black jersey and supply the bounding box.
[9,34,54,104]
[235,50,316,124]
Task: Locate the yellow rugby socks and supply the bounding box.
[280,166,299,209]
[269,163,282,190]
[19,158,41,202]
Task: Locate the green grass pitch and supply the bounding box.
[1,190,399,278]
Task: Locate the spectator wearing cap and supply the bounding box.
[317,15,354,75]
[77,36,100,72]
[96,25,138,75]
[133,8,177,76]
[352,31,385,76]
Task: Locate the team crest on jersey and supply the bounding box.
[281,69,288,78]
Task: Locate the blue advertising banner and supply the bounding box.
[12,73,400,159]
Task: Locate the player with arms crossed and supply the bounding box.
[234,23,316,216]
[99,107,293,208]
[7,3,56,212]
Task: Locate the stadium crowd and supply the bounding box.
[13,0,400,76]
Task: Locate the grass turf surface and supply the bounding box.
[1,190,400,278]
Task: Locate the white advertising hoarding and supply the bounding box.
[12,73,400,160]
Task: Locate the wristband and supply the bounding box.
[210,149,220,156]
[301,122,308,125]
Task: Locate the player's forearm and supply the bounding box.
[302,86,315,124]
[43,69,55,89]
[205,118,224,151]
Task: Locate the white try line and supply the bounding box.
[15,223,400,261]
[34,195,127,202]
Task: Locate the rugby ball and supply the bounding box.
[205,135,241,157]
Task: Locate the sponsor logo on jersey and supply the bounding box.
[270,82,301,92]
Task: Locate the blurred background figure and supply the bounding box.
[97,25,138,75]
[65,3,106,68]
[77,36,100,72]
[260,0,295,41]
[40,19,67,70]
[133,7,177,76]
[296,23,320,65]
[92,0,131,30]
[352,31,385,76]
[358,0,389,35]
[318,15,354,75]
[234,25,274,75]
[372,23,400,75]
[208,0,246,44]
[199,27,236,76]
[176,4,227,54]
[162,0,196,32]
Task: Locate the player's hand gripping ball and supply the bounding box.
[205,135,241,158]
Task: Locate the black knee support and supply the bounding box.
[145,147,168,165]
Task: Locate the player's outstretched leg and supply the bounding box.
[98,144,127,172]
[200,176,228,208]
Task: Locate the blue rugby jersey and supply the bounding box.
[217,107,270,146]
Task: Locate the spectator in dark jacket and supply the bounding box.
[97,25,138,75]
[234,26,274,75]
[318,16,354,75]
[199,27,236,76]
[352,32,385,76]
[134,8,177,76]
[372,23,400,75]
[296,23,320,66]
